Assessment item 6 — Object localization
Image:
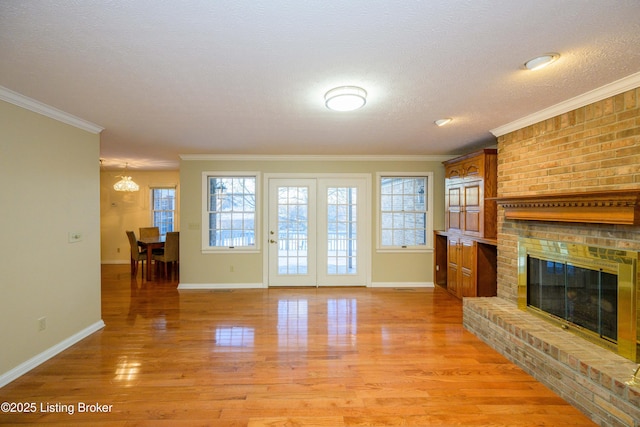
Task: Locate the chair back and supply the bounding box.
[163,232,180,262]
[139,227,160,239]
[126,231,141,257]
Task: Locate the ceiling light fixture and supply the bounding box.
[524,53,560,71]
[324,86,367,111]
[434,118,453,127]
[113,163,140,192]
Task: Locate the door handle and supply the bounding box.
[270,239,278,244]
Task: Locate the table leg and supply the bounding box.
[146,246,153,280]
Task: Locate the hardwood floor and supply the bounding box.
[0,265,596,426]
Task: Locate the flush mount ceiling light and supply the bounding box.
[434,118,453,127]
[113,163,140,192]
[324,86,367,111]
[524,53,560,71]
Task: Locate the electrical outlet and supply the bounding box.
[38,317,46,331]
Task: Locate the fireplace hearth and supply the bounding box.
[518,237,639,362]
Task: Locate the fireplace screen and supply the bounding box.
[518,238,638,362]
[527,257,617,342]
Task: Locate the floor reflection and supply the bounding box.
[277,299,308,349]
[327,298,357,348]
[113,356,141,386]
[214,326,255,348]
[127,277,180,329]
[273,296,358,350]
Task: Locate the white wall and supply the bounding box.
[0,99,102,384]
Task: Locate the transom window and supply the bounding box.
[378,174,432,250]
[203,173,258,251]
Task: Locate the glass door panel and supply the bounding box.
[268,179,316,286]
[277,186,308,274]
[326,187,358,275]
[318,178,367,286]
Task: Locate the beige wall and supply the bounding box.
[0,100,101,378]
[100,170,180,264]
[179,157,447,286]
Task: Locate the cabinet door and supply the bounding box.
[463,180,482,235]
[460,239,477,297]
[447,237,460,297]
[446,184,463,232]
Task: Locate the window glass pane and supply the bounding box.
[152,188,175,236]
[380,176,428,247]
[207,175,256,248]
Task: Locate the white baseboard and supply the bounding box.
[0,320,105,388]
[370,282,434,288]
[178,282,266,290]
[178,282,434,289]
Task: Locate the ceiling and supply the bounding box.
[2,1,640,170]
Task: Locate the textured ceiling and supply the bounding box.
[1,1,640,170]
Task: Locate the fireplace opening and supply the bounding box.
[527,257,617,343]
[518,238,638,362]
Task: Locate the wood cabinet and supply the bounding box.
[435,148,498,299]
[444,234,497,298]
[444,149,497,239]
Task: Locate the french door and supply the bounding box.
[267,176,368,287]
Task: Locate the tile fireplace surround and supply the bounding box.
[462,85,640,426]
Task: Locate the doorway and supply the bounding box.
[266,175,369,287]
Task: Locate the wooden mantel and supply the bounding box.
[494,190,640,225]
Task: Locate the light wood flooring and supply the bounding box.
[0,265,596,426]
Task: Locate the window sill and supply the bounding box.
[201,248,260,254]
[376,247,433,254]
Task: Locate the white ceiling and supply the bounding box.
[2,1,640,170]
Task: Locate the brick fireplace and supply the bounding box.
[463,85,640,426]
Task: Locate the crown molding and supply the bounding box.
[180,154,455,162]
[491,71,640,137]
[0,86,104,134]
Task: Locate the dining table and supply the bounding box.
[137,235,165,280]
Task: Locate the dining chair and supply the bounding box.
[153,231,179,279]
[126,230,147,278]
[139,227,160,239]
[139,226,164,255]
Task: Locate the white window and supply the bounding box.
[151,187,176,237]
[377,173,433,251]
[202,173,259,252]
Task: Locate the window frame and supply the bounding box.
[376,172,433,253]
[201,171,260,253]
[150,186,176,237]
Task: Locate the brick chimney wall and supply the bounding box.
[496,87,640,303]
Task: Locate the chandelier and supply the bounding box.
[113,163,139,192]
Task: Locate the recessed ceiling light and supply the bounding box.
[524,53,560,71]
[325,86,367,111]
[434,118,452,127]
